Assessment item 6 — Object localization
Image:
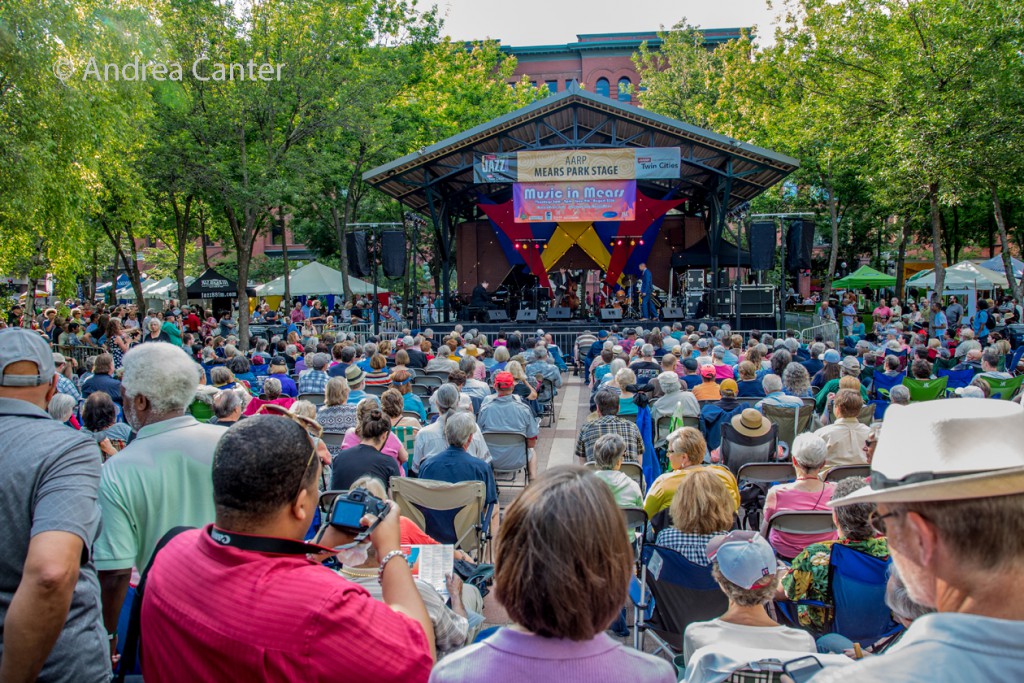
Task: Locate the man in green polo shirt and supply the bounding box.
[814,355,870,413]
[95,342,226,654]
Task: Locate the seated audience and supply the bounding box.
[316,377,358,441]
[476,371,539,479]
[339,397,409,472]
[413,384,491,474]
[574,389,645,464]
[590,434,643,508]
[682,531,815,668]
[760,433,837,560]
[644,427,740,519]
[651,371,699,422]
[781,477,888,632]
[692,364,722,400]
[392,369,427,422]
[655,468,733,564]
[140,414,434,680]
[330,403,402,491]
[756,373,803,411]
[429,467,674,683]
[81,390,132,457]
[243,377,295,416]
[813,388,871,467]
[211,388,244,427]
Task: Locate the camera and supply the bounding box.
[328,487,390,535]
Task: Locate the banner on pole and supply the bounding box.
[513,180,636,223]
[475,147,680,183]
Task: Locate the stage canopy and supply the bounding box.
[978,255,1024,280]
[363,83,798,313]
[832,265,896,289]
[907,261,1009,290]
[186,268,255,300]
[255,261,386,296]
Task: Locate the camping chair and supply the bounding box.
[622,507,648,569]
[762,404,814,448]
[391,425,418,474]
[389,478,491,562]
[536,378,556,427]
[766,511,836,561]
[823,464,871,482]
[189,400,214,422]
[1009,346,1024,375]
[856,404,876,426]
[482,431,530,490]
[901,376,948,402]
[933,355,957,372]
[776,544,900,646]
[631,544,728,655]
[979,374,1024,400]
[720,422,779,477]
[884,348,908,371]
[736,462,797,531]
[935,368,974,394]
[297,392,325,407]
[870,370,905,400]
[654,415,673,450]
[620,461,646,495]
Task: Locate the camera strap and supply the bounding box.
[206,526,335,556]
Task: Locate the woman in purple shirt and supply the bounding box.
[429,467,674,683]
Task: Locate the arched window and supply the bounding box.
[595,77,610,98]
[617,77,631,102]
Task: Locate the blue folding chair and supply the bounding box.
[777,544,901,646]
[884,348,908,371]
[631,544,728,655]
[871,370,905,400]
[936,368,975,394]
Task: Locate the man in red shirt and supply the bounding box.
[140,415,435,681]
[183,307,202,334]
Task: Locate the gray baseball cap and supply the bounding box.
[0,328,55,387]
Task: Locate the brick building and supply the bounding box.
[501,28,744,104]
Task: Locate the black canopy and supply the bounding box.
[671,237,751,268]
[186,268,256,299]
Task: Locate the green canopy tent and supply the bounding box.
[831,265,896,289]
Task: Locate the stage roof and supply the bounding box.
[363,82,799,216]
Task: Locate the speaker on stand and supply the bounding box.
[599,308,623,322]
[486,310,510,323]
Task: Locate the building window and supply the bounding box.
[617,77,631,102]
[565,79,575,90]
[545,80,558,93]
[595,77,610,98]
[270,223,283,246]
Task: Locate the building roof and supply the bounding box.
[363,82,798,216]
[500,29,747,57]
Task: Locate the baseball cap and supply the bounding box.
[823,349,841,363]
[270,355,288,367]
[494,371,515,389]
[598,330,609,339]
[841,356,861,372]
[0,328,55,387]
[706,531,779,589]
[52,352,67,366]
[720,378,738,394]
[699,364,717,378]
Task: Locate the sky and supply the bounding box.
[437,0,782,46]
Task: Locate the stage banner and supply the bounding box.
[475,148,680,183]
[514,180,636,223]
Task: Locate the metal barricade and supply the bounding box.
[52,344,104,369]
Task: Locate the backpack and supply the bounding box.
[985,311,997,330]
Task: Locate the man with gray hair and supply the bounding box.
[458,356,491,400]
[212,389,243,426]
[525,345,562,390]
[889,384,911,406]
[297,353,330,395]
[95,343,226,653]
[651,371,699,422]
[811,401,1024,681]
[403,335,427,369]
[756,374,803,411]
[413,384,490,474]
[801,342,826,377]
[418,411,499,529]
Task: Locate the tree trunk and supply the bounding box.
[236,246,251,351]
[821,179,840,304]
[330,187,351,302]
[171,194,192,302]
[198,204,211,270]
[991,182,1022,301]
[279,205,291,304]
[928,182,945,298]
[895,215,910,296]
[89,244,98,302]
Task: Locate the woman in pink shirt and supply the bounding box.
[340,397,408,474]
[760,433,837,560]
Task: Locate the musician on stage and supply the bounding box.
[639,262,655,320]
[471,280,495,311]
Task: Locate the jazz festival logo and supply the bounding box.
[53,56,286,83]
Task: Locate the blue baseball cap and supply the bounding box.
[823,349,841,363]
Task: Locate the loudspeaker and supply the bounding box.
[515,309,538,322]
[381,231,406,278]
[662,307,686,321]
[738,286,775,315]
[786,219,814,272]
[686,269,705,290]
[347,231,370,277]
[749,221,776,271]
[599,308,623,321]
[547,307,571,321]
[486,310,510,323]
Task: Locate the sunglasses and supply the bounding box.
[257,404,323,498]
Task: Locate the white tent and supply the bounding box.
[948,261,1009,289]
[254,262,386,297]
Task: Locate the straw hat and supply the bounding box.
[731,409,771,438]
[832,401,1024,507]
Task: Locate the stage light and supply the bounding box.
[513,242,519,249]
[617,239,623,246]
[630,239,636,246]
[639,239,644,246]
